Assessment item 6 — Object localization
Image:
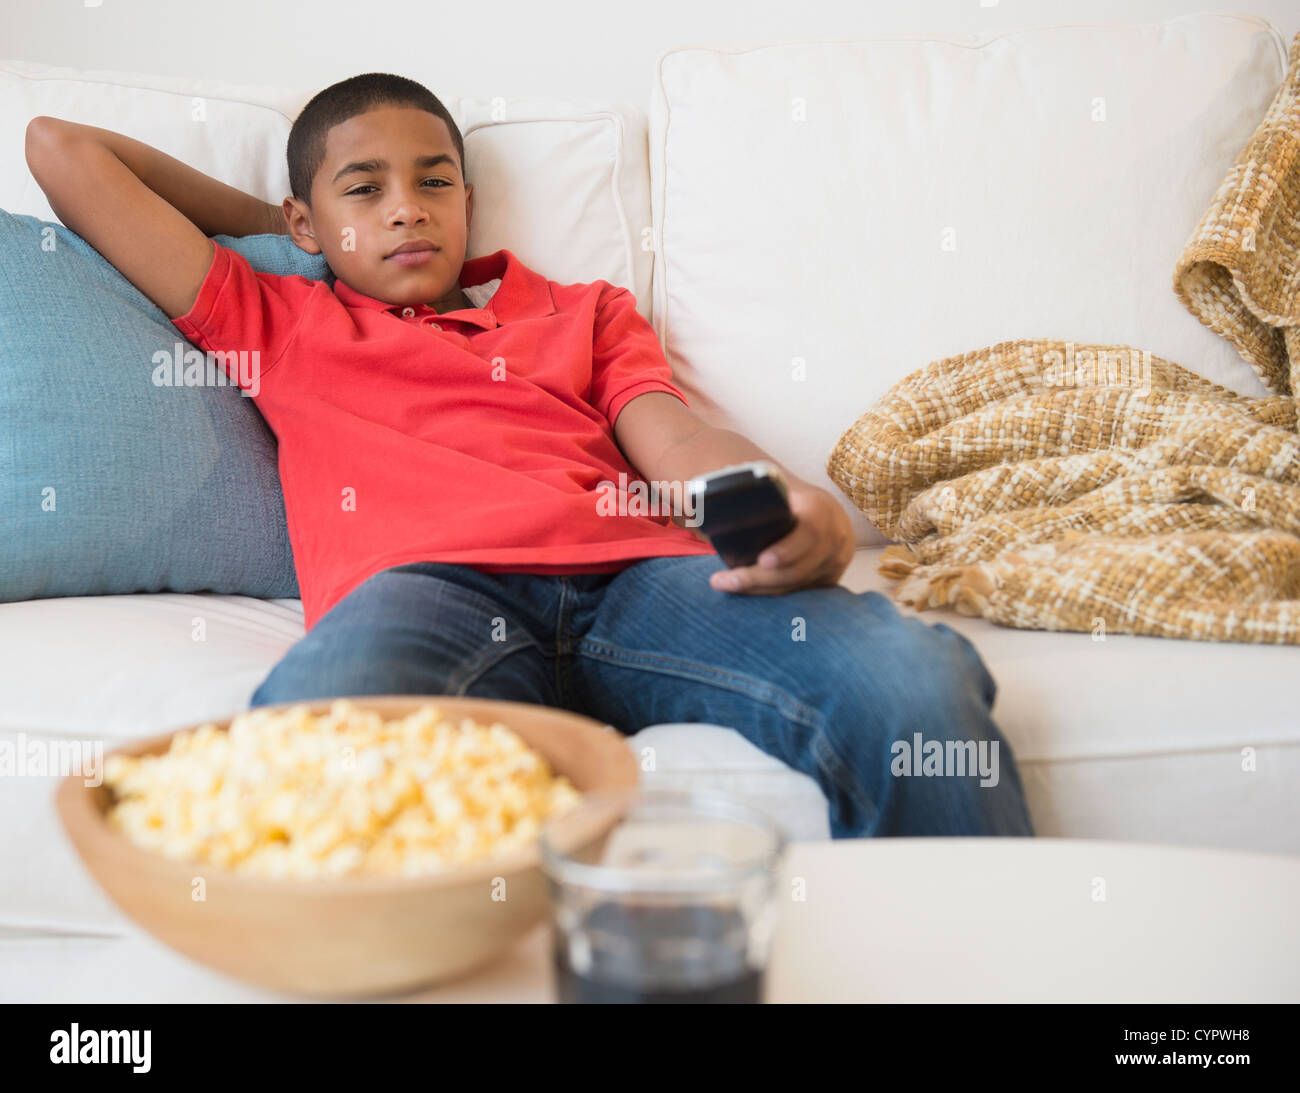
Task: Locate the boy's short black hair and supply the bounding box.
[286,72,466,206]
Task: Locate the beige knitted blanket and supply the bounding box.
[826,32,1300,644]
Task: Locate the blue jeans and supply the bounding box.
[249,554,1034,839]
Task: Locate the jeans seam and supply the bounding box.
[812,729,879,833]
[555,578,571,703]
[448,632,544,696]
[575,638,824,733]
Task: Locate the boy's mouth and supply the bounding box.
[386,239,438,255]
[385,243,440,267]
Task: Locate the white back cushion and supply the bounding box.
[648,14,1288,545]
[0,59,653,315]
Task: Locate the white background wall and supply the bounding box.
[2,1,1297,110]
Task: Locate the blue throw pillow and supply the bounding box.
[0,211,331,604]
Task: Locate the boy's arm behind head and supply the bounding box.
[23,117,273,320]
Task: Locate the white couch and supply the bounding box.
[2,13,1298,956]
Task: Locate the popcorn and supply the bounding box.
[103,699,583,879]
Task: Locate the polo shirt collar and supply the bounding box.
[332,248,555,329]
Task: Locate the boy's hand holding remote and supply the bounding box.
[707,482,855,596]
[634,410,856,597]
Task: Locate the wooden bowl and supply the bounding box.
[56,695,639,998]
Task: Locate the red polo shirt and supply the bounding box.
[172,241,716,632]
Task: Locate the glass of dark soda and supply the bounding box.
[538,786,786,1004]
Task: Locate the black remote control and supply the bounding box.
[685,461,798,568]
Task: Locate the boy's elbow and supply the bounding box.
[26,116,55,144]
[25,116,66,166]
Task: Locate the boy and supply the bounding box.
[24,72,1033,838]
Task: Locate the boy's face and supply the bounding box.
[283,105,473,313]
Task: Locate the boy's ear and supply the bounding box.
[283,197,321,255]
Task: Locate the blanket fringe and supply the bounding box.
[890,560,996,612]
[881,533,1013,615]
[881,543,961,610]
[878,543,919,579]
[953,567,996,616]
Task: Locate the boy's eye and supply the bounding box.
[345,179,450,196]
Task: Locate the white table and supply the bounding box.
[4,838,1297,1002]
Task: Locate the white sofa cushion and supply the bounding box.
[0,59,654,315]
[647,14,1289,546]
[0,59,303,229]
